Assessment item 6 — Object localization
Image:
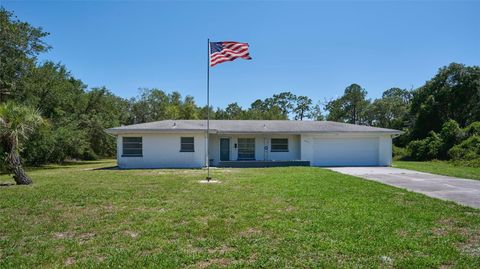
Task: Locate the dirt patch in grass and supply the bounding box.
[64,257,76,266]
[193,258,232,269]
[239,227,262,238]
[436,218,480,257]
[53,231,96,245]
[208,245,235,255]
[53,231,75,239]
[78,232,95,244]
[458,231,480,257]
[196,215,211,226]
[396,229,409,237]
[124,230,139,238]
[248,252,258,263]
[134,206,166,213]
[433,218,457,236]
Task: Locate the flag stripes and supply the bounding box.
[209,41,252,67]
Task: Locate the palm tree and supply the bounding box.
[0,102,44,185]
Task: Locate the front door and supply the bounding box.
[220,138,230,161]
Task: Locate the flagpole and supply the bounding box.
[206,38,211,181]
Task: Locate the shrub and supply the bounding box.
[451,158,480,168]
[407,131,443,161]
[464,122,480,137]
[82,149,99,161]
[393,146,408,160]
[439,119,463,158]
[23,124,90,165]
[448,135,480,161]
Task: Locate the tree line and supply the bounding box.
[1,8,480,183]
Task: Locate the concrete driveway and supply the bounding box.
[326,167,480,209]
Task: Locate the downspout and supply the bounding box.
[263,137,267,160]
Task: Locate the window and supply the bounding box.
[122,137,142,157]
[180,137,195,152]
[238,138,255,160]
[271,138,288,152]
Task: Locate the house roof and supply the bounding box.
[106,120,403,135]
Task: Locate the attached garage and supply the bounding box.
[300,133,394,167]
[312,137,379,166]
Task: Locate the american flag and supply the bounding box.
[209,41,252,67]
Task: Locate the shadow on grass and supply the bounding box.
[91,166,120,171]
[24,160,114,172]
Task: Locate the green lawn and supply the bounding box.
[394,160,480,180]
[1,160,480,268]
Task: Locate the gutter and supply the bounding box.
[105,128,403,136]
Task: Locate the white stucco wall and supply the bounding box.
[208,134,301,166]
[378,135,393,166]
[117,133,205,169]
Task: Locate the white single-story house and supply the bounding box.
[106,120,402,169]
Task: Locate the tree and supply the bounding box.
[180,95,199,119]
[248,98,286,120]
[19,61,86,118]
[409,63,480,139]
[79,87,129,157]
[309,101,324,121]
[225,103,244,119]
[293,96,313,120]
[366,88,411,129]
[0,8,50,101]
[272,92,297,116]
[326,84,370,124]
[0,102,43,184]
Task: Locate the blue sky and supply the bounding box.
[3,1,479,109]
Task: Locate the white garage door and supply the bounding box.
[312,137,379,166]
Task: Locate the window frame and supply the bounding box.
[237,138,255,160]
[180,137,195,152]
[270,138,289,152]
[122,137,143,157]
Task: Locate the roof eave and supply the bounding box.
[106,129,403,135]
[105,128,211,135]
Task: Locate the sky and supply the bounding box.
[2,1,480,109]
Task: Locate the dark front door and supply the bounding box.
[220,138,230,161]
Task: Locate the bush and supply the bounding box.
[23,124,90,165]
[393,146,408,160]
[407,131,443,161]
[464,122,480,137]
[448,135,480,161]
[451,158,480,168]
[439,119,463,158]
[82,149,99,161]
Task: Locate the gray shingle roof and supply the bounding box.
[106,120,402,135]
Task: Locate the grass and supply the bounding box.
[1,160,480,268]
[394,160,480,180]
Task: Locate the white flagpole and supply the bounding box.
[206,38,211,181]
